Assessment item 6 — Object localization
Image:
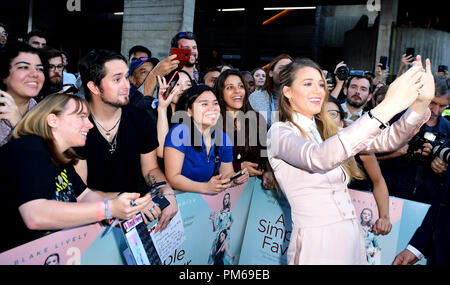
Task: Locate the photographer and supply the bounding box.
[378,75,450,204]
[329,61,347,100]
[393,163,450,265]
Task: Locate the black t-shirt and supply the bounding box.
[0,135,86,252]
[74,105,159,194]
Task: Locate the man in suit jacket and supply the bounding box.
[393,164,450,265]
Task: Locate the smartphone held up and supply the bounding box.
[170,48,191,70]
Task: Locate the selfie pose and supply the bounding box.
[267,56,434,264]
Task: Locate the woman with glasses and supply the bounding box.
[267,56,434,264]
[326,95,392,237]
[0,41,45,146]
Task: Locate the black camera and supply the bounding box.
[335,66,365,81]
[408,131,450,164]
[335,65,350,81]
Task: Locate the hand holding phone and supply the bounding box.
[161,70,179,100]
[379,56,388,71]
[405,47,415,58]
[170,48,191,70]
[229,172,244,181]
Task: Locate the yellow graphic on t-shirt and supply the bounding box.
[55,169,69,192]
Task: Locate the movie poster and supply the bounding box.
[239,183,292,265]
[349,190,403,265]
[162,177,255,265]
[240,181,431,265]
[0,223,103,265]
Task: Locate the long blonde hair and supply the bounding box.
[277,58,365,181]
[13,93,90,166]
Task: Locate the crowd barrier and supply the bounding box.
[0,177,430,265]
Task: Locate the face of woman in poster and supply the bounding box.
[219,231,227,243]
[283,66,326,119]
[223,193,231,209]
[361,209,373,224]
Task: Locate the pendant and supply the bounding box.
[109,146,115,154]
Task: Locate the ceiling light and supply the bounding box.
[216,8,245,12]
[114,12,124,15]
[264,7,316,11]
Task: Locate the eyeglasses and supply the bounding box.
[327,110,340,119]
[131,57,149,63]
[48,64,64,71]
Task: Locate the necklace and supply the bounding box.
[108,133,118,154]
[91,114,121,141]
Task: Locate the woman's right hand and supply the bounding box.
[0,90,23,128]
[204,174,233,194]
[109,192,152,220]
[371,57,425,122]
[157,75,181,109]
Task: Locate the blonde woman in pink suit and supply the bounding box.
[267,56,435,265]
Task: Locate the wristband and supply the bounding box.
[104,199,112,220]
[96,201,104,222]
[368,110,388,129]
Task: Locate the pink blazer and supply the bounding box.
[267,107,430,262]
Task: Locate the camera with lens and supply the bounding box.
[408,131,450,164]
[335,66,365,81]
[335,65,350,81]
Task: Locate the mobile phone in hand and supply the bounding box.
[162,70,179,100]
[405,47,415,58]
[379,56,388,70]
[152,194,170,210]
[170,48,191,70]
[229,171,244,181]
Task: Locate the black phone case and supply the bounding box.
[152,194,170,210]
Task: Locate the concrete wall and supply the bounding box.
[342,26,450,76]
[320,5,378,48]
[121,0,195,60]
[343,27,378,72]
[391,27,450,75]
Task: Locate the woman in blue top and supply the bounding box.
[164,85,248,193]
